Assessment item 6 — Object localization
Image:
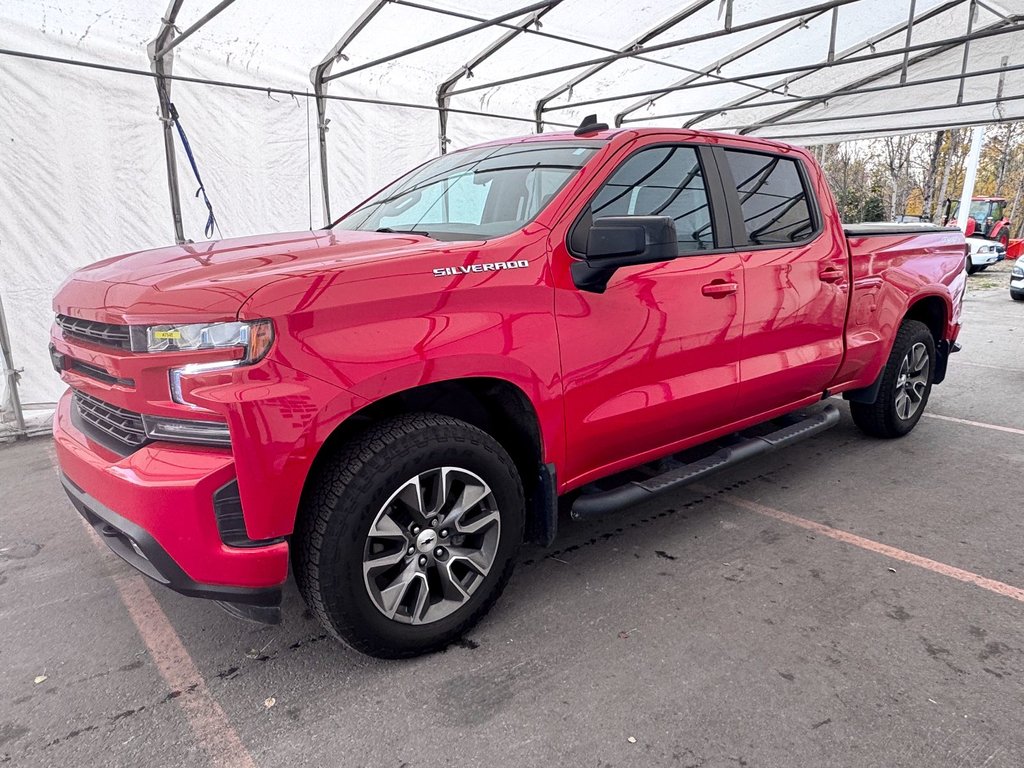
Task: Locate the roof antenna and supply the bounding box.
[574,114,609,136]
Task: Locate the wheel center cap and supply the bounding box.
[416,529,438,553]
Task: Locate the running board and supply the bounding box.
[570,404,841,520]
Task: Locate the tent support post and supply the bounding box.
[957,0,977,105]
[0,291,26,438]
[436,3,556,153]
[150,0,187,245]
[311,0,390,226]
[900,0,917,84]
[958,126,985,233]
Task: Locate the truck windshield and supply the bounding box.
[332,142,600,241]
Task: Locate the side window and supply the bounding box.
[589,145,716,252]
[723,150,816,245]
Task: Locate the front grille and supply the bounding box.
[73,390,149,453]
[67,359,135,387]
[57,314,133,351]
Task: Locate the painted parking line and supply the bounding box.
[110,567,256,768]
[924,413,1024,436]
[46,446,255,768]
[956,360,1024,374]
[715,492,1024,604]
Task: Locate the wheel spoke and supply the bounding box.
[394,475,425,517]
[437,560,471,602]
[369,511,406,540]
[911,343,928,373]
[895,391,910,420]
[448,545,492,577]
[363,541,407,576]
[377,561,422,619]
[455,508,500,535]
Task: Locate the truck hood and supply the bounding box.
[53,229,465,324]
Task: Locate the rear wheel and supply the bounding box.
[294,413,524,658]
[850,319,935,439]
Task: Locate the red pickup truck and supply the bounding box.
[52,124,966,657]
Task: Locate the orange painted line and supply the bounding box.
[924,413,1024,436]
[718,492,1024,604]
[109,568,256,768]
[46,446,255,768]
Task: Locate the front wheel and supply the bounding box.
[294,413,524,658]
[850,319,935,439]
[966,256,978,275]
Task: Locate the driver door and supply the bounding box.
[553,140,745,485]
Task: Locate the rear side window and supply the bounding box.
[589,145,716,252]
[723,150,816,245]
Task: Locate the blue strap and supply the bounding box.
[168,102,218,239]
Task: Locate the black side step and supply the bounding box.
[570,404,840,520]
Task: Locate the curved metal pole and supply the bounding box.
[613,10,830,127]
[311,0,389,226]
[682,0,967,128]
[533,0,713,132]
[738,15,1017,135]
[437,3,557,152]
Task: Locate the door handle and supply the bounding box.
[701,280,739,298]
[819,266,846,283]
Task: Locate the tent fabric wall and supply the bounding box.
[0,0,1021,433]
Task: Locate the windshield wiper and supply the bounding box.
[375,227,432,237]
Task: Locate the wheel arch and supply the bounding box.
[904,293,948,346]
[299,377,555,546]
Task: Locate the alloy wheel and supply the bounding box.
[362,467,501,625]
[894,342,929,420]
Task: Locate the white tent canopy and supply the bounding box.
[1,0,1021,433]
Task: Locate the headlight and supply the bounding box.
[156,320,274,409]
[141,320,272,356]
[1012,266,1024,278]
[977,245,994,253]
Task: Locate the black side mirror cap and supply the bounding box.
[571,215,680,293]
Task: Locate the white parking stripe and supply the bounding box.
[956,361,1024,373]
[924,413,1024,436]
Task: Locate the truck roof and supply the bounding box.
[462,127,800,154]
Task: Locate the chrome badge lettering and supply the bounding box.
[432,260,530,277]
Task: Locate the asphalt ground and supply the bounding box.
[2,261,1021,767]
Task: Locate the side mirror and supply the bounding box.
[572,216,680,293]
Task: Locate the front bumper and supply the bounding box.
[54,391,288,621]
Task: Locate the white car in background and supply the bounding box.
[966,236,1006,274]
[1010,261,1023,301]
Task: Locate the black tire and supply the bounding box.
[1012,289,1024,302]
[850,319,936,439]
[966,256,978,275]
[294,413,524,658]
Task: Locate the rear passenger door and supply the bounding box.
[717,148,848,418]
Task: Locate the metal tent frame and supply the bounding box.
[140,0,1020,236]
[1,0,1021,436]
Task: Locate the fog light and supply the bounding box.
[142,415,231,446]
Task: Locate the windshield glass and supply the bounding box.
[332,142,600,241]
[968,200,998,221]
